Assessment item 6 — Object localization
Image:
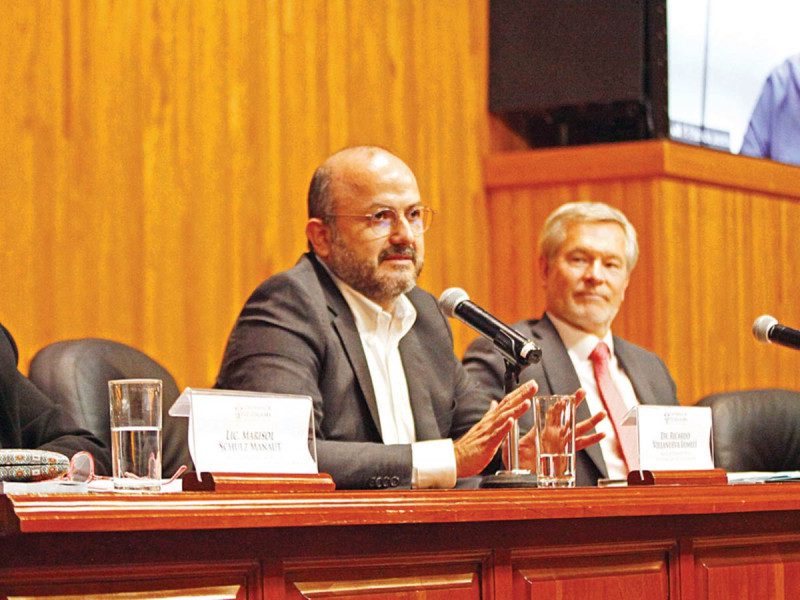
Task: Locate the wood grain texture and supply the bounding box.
[513,545,672,600]
[285,553,485,599]
[484,141,800,404]
[7,483,800,534]
[4,488,800,599]
[694,537,800,600]
[0,560,257,599]
[0,0,489,387]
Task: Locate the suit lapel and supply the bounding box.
[614,336,657,406]
[309,256,384,440]
[529,317,581,398]
[530,315,608,478]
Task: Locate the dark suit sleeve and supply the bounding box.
[461,333,530,476]
[461,334,510,402]
[423,308,493,442]
[217,338,413,490]
[215,275,413,490]
[650,354,679,405]
[0,326,111,473]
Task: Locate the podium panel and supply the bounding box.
[511,543,673,600]
[3,485,800,599]
[284,553,486,599]
[694,537,800,599]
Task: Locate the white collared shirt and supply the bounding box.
[332,275,456,489]
[547,312,640,480]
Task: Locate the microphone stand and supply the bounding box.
[480,359,539,488]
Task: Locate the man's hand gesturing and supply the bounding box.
[454,380,538,478]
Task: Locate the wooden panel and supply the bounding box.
[484,141,800,404]
[284,553,486,599]
[694,537,800,600]
[485,140,800,199]
[4,488,800,600]
[0,561,257,599]
[8,484,800,534]
[0,0,489,387]
[511,542,673,600]
[7,587,241,600]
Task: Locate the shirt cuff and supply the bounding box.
[410,439,457,489]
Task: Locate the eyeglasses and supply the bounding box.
[325,206,435,240]
[59,451,187,487]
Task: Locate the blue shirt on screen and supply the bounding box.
[740,54,800,166]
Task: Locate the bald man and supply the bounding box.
[215,146,545,490]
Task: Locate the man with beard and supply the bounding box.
[463,201,679,486]
[216,146,551,490]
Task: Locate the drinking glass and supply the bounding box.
[108,379,162,491]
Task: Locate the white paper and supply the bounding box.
[0,480,88,495]
[171,388,317,475]
[622,405,714,472]
[87,478,183,493]
[727,471,800,484]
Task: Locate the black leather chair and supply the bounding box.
[28,339,192,476]
[697,388,800,471]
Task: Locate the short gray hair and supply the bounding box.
[538,201,639,271]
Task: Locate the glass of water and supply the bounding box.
[108,379,163,491]
[533,394,576,488]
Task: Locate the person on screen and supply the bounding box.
[215,146,603,490]
[740,54,800,165]
[0,323,111,472]
[462,202,679,486]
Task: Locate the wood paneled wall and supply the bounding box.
[485,141,800,403]
[0,0,490,387]
[4,2,792,407]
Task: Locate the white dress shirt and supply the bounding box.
[332,276,457,489]
[547,313,641,480]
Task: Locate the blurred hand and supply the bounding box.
[514,389,607,470]
[454,380,538,478]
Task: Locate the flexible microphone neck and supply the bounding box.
[438,287,541,367]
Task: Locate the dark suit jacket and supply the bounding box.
[215,253,487,489]
[462,314,678,486]
[0,323,111,473]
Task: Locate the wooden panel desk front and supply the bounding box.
[2,484,800,599]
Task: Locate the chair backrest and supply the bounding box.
[697,388,800,472]
[28,339,191,476]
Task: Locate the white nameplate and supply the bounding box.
[169,388,318,475]
[622,405,714,472]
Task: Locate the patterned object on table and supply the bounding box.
[0,449,70,482]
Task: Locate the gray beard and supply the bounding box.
[328,237,422,306]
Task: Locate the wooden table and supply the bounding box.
[3,483,800,599]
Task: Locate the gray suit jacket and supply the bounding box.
[215,253,487,489]
[462,314,678,486]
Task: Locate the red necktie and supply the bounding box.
[589,342,634,469]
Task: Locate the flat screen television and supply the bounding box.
[668,0,800,158]
[490,0,800,164]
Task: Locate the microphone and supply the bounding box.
[752,315,800,350]
[438,288,541,367]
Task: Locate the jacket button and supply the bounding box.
[368,477,376,488]
[390,476,400,487]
